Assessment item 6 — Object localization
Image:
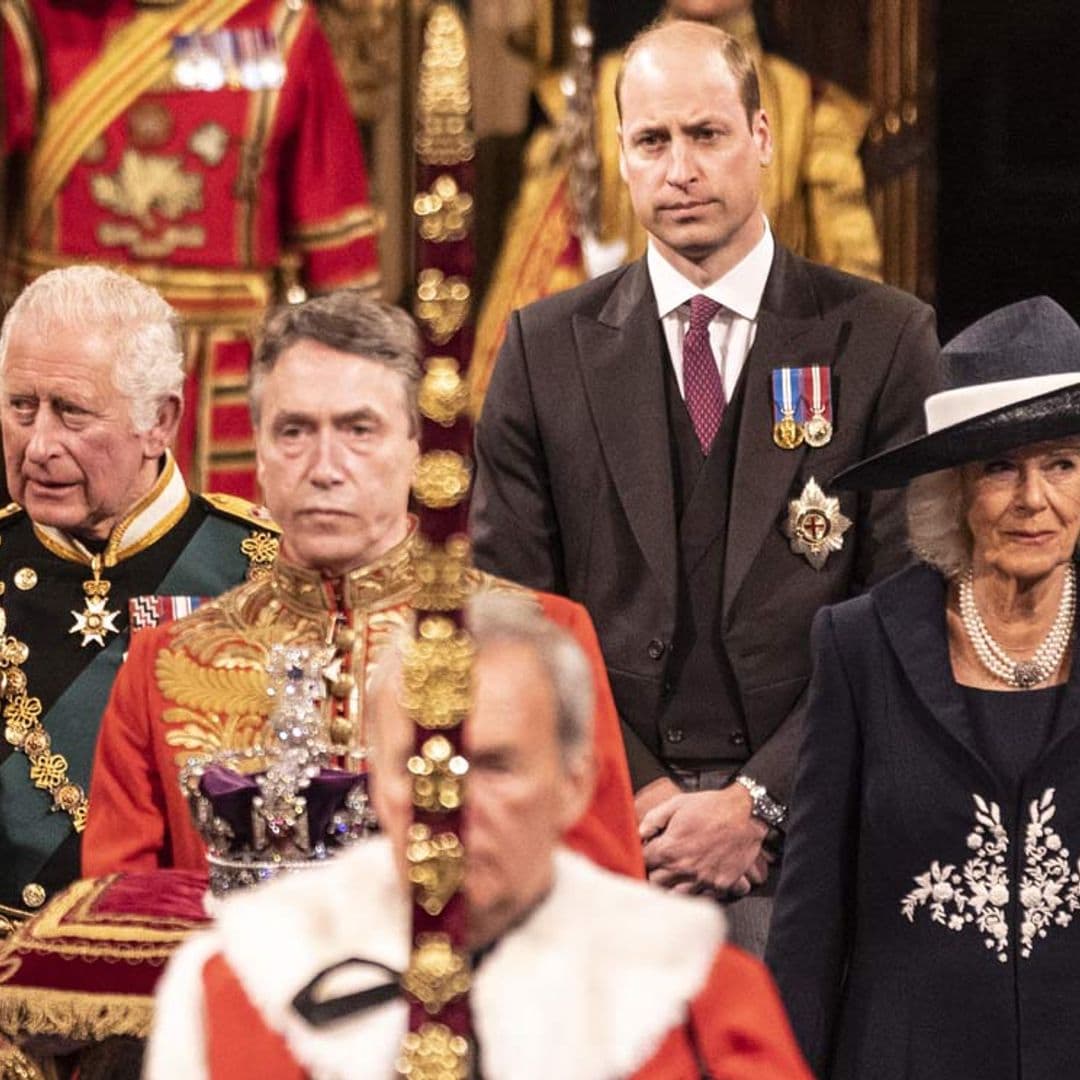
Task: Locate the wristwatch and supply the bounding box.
[733,774,787,829]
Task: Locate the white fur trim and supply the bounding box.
[472,850,725,1080]
[145,927,219,1080]
[925,373,1080,433]
[214,838,726,1079]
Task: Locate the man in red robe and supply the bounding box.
[143,593,811,1080]
[84,290,642,881]
[1,0,380,498]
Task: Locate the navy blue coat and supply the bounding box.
[767,561,1080,1079]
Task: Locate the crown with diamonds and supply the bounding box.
[181,641,376,897]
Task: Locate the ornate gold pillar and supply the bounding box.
[315,0,421,303]
[769,0,937,301]
[863,0,937,300]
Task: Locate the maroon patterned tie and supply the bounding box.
[682,294,725,454]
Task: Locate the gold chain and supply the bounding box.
[1,623,88,833]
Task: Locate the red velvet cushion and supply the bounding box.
[0,870,210,1045]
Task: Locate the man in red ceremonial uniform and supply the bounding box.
[0,0,380,498]
[85,291,643,881]
[144,596,811,1080]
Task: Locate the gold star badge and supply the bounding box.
[783,477,852,570]
[70,595,121,648]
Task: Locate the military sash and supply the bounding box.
[25,0,254,240]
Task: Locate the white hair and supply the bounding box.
[906,467,970,579]
[0,266,185,432]
[368,592,595,768]
[466,592,595,766]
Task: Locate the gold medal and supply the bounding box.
[772,366,805,450]
[803,413,833,448]
[783,478,852,569]
[773,416,804,450]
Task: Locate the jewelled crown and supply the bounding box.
[181,641,375,897]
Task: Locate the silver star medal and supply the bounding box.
[783,477,852,570]
[70,595,122,647]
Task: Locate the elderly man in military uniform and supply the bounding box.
[0,266,278,933]
[84,291,641,883]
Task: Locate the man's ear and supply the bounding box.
[142,395,182,460]
[618,127,629,184]
[557,748,597,836]
[754,108,773,167]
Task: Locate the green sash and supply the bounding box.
[0,514,250,895]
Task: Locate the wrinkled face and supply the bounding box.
[618,33,771,282]
[963,438,1080,584]
[372,641,593,949]
[254,340,419,577]
[666,0,750,20]
[1,322,173,540]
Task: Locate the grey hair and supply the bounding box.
[467,592,595,766]
[906,467,970,579]
[368,592,595,769]
[0,266,184,433]
[249,291,422,434]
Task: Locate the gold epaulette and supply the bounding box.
[201,493,280,533]
[0,502,25,525]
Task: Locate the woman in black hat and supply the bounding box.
[765,296,1080,1080]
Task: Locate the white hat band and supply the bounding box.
[924,373,1080,434]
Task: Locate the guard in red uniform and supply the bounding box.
[1,0,380,497]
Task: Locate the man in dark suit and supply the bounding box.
[470,18,940,952]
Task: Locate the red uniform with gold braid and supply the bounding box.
[0,0,380,498]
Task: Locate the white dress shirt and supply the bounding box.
[647,219,775,400]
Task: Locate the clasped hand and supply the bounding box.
[638,783,771,896]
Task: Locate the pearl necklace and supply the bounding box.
[959,563,1076,688]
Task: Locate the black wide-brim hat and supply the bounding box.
[833,296,1080,491]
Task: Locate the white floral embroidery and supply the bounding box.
[901,789,1080,962]
[1018,787,1080,957]
[901,793,1010,960]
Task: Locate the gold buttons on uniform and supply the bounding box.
[14,568,37,591]
[21,883,46,909]
[330,673,356,698]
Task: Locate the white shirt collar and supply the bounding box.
[647,216,774,321]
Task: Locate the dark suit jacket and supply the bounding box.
[470,245,941,801]
[766,563,1080,1079]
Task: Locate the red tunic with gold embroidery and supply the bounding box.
[1,0,379,497]
[84,534,644,882]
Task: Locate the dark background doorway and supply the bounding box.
[936,1,1079,338]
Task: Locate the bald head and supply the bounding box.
[616,19,761,128]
